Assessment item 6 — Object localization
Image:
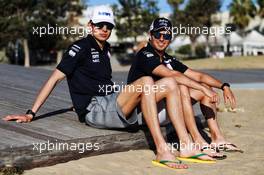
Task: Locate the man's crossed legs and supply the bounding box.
[179,84,242,154]
[117,76,214,169]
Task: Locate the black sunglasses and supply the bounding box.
[92,22,114,30]
[151,31,172,40]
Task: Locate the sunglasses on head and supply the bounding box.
[92,22,114,30]
[151,31,172,40]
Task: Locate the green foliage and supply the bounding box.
[168,0,221,57]
[0,0,84,50]
[229,0,257,32]
[195,44,206,58]
[177,44,191,55]
[177,44,206,59]
[113,0,159,43]
[257,0,264,17]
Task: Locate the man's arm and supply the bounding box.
[152,65,219,103]
[184,68,236,108]
[184,68,223,88]
[3,69,66,123]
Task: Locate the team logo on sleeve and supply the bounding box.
[68,44,81,57]
[143,51,154,58]
[69,50,76,57]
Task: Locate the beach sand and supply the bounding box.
[24,89,264,175]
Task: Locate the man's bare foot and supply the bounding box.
[156,149,188,169]
[194,141,225,158]
[179,144,215,161]
[211,140,243,152]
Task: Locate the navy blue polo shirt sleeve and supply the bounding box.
[138,51,161,75]
[56,44,85,76]
[171,58,189,73]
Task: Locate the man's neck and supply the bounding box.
[94,36,105,50]
[149,42,165,58]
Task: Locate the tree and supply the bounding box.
[113,0,159,43]
[198,0,221,57]
[0,0,83,67]
[257,0,264,17]
[257,0,264,34]
[168,0,221,58]
[229,0,257,36]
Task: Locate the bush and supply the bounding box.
[195,44,206,58]
[177,44,191,55]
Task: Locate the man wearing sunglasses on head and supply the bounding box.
[127,17,242,158]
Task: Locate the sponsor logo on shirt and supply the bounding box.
[91,48,100,63]
[164,59,173,70]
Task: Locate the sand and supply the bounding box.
[24,89,264,175]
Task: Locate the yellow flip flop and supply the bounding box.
[152,160,188,170]
[177,153,216,164]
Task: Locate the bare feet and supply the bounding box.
[156,148,188,169]
[194,140,225,158]
[179,143,215,161]
[211,140,243,152]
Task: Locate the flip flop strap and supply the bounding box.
[159,160,182,164]
[189,153,207,159]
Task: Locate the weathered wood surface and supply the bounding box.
[1,64,263,170]
[0,64,184,170]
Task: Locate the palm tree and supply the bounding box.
[229,0,257,36]
[168,0,221,58]
[257,0,264,17]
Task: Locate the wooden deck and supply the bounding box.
[2,63,263,170]
[0,64,195,170]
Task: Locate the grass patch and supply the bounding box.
[182,55,264,70]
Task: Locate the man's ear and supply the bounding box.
[87,21,93,34]
[148,31,152,40]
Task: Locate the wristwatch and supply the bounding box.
[221,83,230,90]
[26,109,36,119]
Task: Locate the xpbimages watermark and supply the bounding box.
[32,140,100,153]
[161,142,227,153]
[31,23,232,38]
[98,82,166,95]
[171,24,232,36]
[32,24,90,37]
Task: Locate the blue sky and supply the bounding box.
[85,0,233,13]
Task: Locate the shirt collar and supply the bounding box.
[146,42,169,61]
[87,34,110,52]
[146,43,160,58]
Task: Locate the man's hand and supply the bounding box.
[223,87,236,109]
[2,114,33,123]
[202,87,220,104]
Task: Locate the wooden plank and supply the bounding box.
[0,120,68,142]
[0,128,45,148]
[0,64,178,170]
[0,85,71,107]
[0,104,130,140]
[0,125,174,170]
